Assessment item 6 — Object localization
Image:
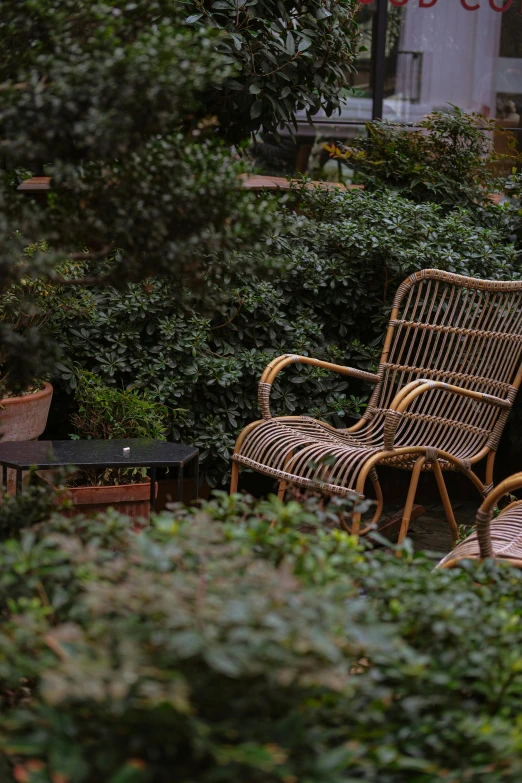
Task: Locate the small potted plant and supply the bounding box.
[46,369,169,522]
[0,261,58,491]
[0,268,55,441]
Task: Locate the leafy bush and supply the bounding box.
[0,0,361,375]
[71,369,169,442]
[502,171,522,246]
[0,1,258,282]
[65,369,170,486]
[0,251,99,394]
[184,0,360,143]
[0,481,55,542]
[0,2,250,388]
[48,186,520,484]
[2,492,522,781]
[0,0,360,391]
[326,109,516,214]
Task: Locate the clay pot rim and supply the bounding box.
[0,381,53,407]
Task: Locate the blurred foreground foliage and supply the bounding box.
[1,489,522,780]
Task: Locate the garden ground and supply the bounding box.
[385,502,476,553]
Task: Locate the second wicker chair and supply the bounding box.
[438,473,522,569]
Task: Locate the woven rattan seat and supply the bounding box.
[231,270,522,538]
[438,474,522,569]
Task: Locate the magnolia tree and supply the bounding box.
[0,0,359,390]
[186,0,361,142]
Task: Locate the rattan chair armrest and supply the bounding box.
[384,378,513,450]
[258,354,379,419]
[475,472,522,559]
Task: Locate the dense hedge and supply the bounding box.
[2,491,522,781]
[49,186,520,484]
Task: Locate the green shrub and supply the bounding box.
[71,369,169,442]
[502,171,522,246]
[327,109,516,215]
[0,2,257,389]
[0,0,361,390]
[49,186,520,484]
[2,493,522,781]
[0,481,55,543]
[64,368,171,486]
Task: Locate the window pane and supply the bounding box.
[383,2,522,126]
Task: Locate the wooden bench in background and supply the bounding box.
[17,174,363,194]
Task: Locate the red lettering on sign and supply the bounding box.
[355,0,521,14]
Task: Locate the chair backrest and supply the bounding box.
[366,270,522,456]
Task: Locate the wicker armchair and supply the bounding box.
[230,269,522,539]
[438,473,522,569]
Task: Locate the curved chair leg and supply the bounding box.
[351,451,390,538]
[432,460,459,541]
[340,472,384,535]
[398,456,426,544]
[485,451,496,492]
[370,475,384,525]
[230,460,239,495]
[229,420,264,496]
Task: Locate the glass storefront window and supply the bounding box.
[382,2,522,128]
[252,1,522,180]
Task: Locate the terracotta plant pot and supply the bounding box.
[59,478,157,526]
[0,382,53,441]
[0,382,53,494]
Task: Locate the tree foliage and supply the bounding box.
[0,0,276,288]
[184,0,360,143]
[0,0,359,391]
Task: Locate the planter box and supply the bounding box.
[39,473,157,526]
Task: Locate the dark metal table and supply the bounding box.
[0,439,199,510]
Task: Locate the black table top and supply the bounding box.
[0,439,199,470]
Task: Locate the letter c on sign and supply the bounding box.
[489,0,512,9]
[420,0,437,6]
[460,0,480,7]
